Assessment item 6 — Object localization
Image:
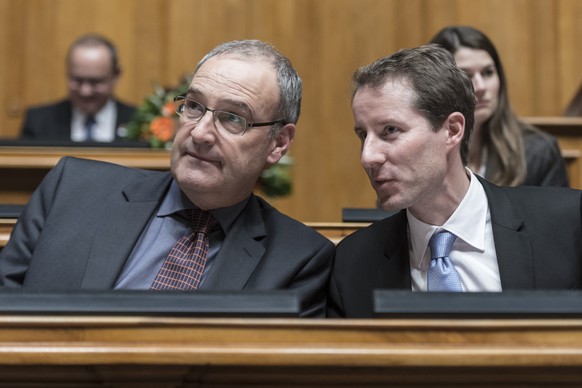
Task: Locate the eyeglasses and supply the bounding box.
[68,75,112,88]
[174,96,284,135]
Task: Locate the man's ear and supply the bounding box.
[266,123,295,167]
[445,112,465,148]
[111,65,121,84]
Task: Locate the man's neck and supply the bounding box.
[408,166,471,226]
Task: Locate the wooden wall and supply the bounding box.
[1,0,581,222]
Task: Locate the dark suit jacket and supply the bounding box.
[521,128,569,187]
[485,126,569,187]
[328,177,582,318]
[0,157,334,317]
[20,99,136,141]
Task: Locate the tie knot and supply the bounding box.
[429,231,456,260]
[85,116,96,126]
[188,208,217,235]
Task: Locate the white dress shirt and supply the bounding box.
[408,170,502,292]
[71,99,117,142]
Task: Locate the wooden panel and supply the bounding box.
[532,0,559,116]
[0,147,170,204]
[0,218,366,248]
[0,219,15,248]
[2,0,582,222]
[558,0,582,112]
[0,0,26,138]
[0,316,580,385]
[0,116,580,217]
[0,147,170,169]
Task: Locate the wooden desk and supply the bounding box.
[0,316,581,386]
[0,220,363,248]
[0,146,170,204]
[524,117,582,189]
[0,219,15,248]
[303,222,368,244]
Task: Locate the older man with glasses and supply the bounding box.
[0,40,334,317]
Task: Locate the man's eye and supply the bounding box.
[221,112,244,124]
[381,126,398,137]
[187,101,204,112]
[355,129,366,141]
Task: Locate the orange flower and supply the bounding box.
[149,117,175,142]
[161,101,175,117]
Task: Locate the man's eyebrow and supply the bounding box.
[186,88,253,116]
[186,87,201,97]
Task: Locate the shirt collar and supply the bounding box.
[72,99,115,123]
[407,169,488,269]
[157,179,249,234]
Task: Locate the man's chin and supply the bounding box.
[377,195,404,212]
[72,100,104,116]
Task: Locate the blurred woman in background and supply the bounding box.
[430,25,569,187]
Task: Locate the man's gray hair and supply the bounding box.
[196,40,302,135]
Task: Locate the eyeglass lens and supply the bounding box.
[175,97,247,134]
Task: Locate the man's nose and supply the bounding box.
[190,110,217,141]
[361,136,385,169]
[78,81,95,96]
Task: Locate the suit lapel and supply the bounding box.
[201,196,265,290]
[381,210,412,289]
[81,172,173,288]
[479,178,535,289]
[56,101,73,139]
[114,100,135,139]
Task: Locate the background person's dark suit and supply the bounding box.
[328,176,582,318]
[20,99,135,141]
[0,157,334,317]
[522,130,569,186]
[482,129,569,187]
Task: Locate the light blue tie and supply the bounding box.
[427,231,463,292]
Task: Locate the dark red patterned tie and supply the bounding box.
[151,209,217,290]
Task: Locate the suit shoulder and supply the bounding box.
[254,196,334,247]
[55,156,167,181]
[482,179,581,217]
[338,211,405,249]
[25,100,70,115]
[492,179,580,199]
[523,126,559,151]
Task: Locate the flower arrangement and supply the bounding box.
[123,78,189,149]
[123,78,293,198]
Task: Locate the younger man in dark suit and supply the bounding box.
[328,45,582,318]
[1,40,334,317]
[20,34,135,142]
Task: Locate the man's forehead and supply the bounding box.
[197,53,273,72]
[196,56,273,82]
[190,56,279,107]
[356,78,415,105]
[68,46,114,74]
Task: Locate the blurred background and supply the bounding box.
[1,0,581,222]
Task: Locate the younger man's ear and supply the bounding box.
[446,112,465,146]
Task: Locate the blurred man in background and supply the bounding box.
[20,34,135,143]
